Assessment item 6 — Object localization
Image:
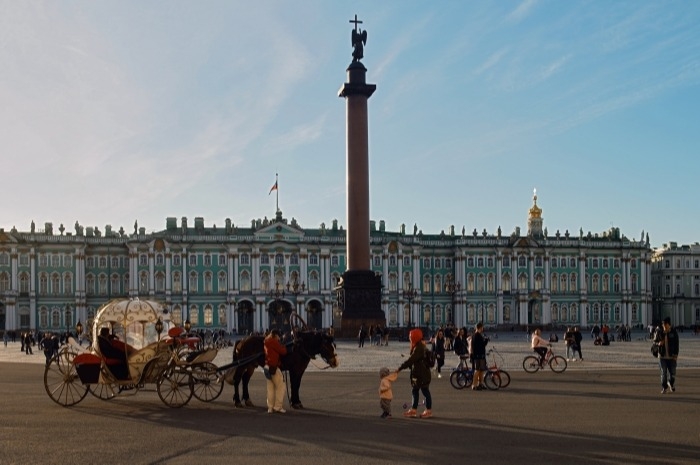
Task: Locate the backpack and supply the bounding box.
[424,349,437,368]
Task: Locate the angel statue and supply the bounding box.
[350,15,367,62]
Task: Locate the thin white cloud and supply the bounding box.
[507,0,538,24]
[474,48,509,75]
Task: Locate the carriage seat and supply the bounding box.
[97,335,131,380]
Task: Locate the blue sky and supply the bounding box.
[1,1,699,248]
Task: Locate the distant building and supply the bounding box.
[0,193,654,334]
[651,242,700,327]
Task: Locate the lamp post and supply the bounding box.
[445,276,461,325]
[269,281,286,330]
[154,316,163,339]
[402,283,418,329]
[286,279,305,314]
[75,320,83,346]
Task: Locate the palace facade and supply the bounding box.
[0,194,655,335]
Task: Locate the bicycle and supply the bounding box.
[522,344,567,373]
[487,347,511,388]
[450,355,501,390]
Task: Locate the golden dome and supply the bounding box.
[529,189,542,219]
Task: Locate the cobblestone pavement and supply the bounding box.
[3,329,699,373]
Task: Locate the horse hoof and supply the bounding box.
[291,403,304,410]
[234,402,244,408]
[245,399,255,407]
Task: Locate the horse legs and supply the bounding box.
[289,370,304,409]
[241,366,255,407]
[232,368,244,408]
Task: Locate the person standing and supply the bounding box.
[358,324,367,348]
[23,332,33,355]
[654,317,680,394]
[564,327,575,361]
[378,367,399,419]
[470,323,488,390]
[398,328,432,418]
[2,331,8,347]
[432,329,446,379]
[573,327,584,361]
[264,329,288,413]
[453,327,468,359]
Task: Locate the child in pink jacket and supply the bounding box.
[379,367,399,419]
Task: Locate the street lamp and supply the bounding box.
[445,276,461,325]
[184,319,191,334]
[269,281,286,329]
[155,318,164,341]
[286,279,306,314]
[402,283,418,328]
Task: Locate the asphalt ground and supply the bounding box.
[1,331,699,465]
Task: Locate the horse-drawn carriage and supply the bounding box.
[43,298,223,408]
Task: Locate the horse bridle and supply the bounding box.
[294,335,336,370]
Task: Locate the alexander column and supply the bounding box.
[337,15,385,337]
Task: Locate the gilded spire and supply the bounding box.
[529,188,542,219]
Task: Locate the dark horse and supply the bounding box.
[229,330,339,409]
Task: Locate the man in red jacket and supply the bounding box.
[264,329,288,413]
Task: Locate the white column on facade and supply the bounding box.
[148,248,155,297]
[579,254,587,293]
[165,247,171,294]
[382,250,389,289]
[544,253,550,290]
[397,249,403,290]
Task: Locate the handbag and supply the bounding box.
[650,343,659,358]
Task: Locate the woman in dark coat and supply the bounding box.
[398,328,432,418]
[432,329,446,378]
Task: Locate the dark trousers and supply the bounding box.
[411,385,432,410]
[659,358,677,388]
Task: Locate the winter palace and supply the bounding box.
[3,193,695,336]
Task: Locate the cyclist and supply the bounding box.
[530,328,549,367]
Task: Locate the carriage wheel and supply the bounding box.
[191,362,224,402]
[289,312,308,338]
[89,382,119,400]
[157,368,193,408]
[44,350,88,407]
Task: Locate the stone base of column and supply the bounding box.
[337,270,385,338]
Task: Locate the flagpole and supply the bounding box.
[275,173,279,212]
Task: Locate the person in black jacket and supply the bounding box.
[470,323,489,390]
[654,317,680,394]
[432,329,446,379]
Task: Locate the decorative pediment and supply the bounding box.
[254,221,305,241]
[511,236,539,248]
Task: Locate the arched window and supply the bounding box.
[551,303,559,322]
[218,304,227,326]
[62,273,72,295]
[389,305,398,326]
[309,271,319,292]
[570,304,578,322]
[189,305,199,326]
[140,271,149,293]
[85,274,94,296]
[503,305,511,323]
[240,271,251,291]
[218,271,227,293]
[423,305,431,325]
[19,273,30,294]
[613,275,621,292]
[52,310,60,328]
[155,272,165,292]
[502,273,511,292]
[518,256,526,267]
[467,274,475,292]
[403,272,411,289]
[111,274,120,295]
[260,272,270,292]
[204,271,213,293]
[570,274,577,292]
[477,274,485,293]
[602,274,610,293]
[434,274,442,294]
[592,274,599,293]
[518,273,527,290]
[560,274,567,293]
[51,273,60,295]
[204,305,213,326]
[0,272,9,292]
[171,305,183,325]
[275,254,284,266]
[98,274,108,295]
[189,272,198,293]
[535,273,543,291]
[423,274,431,293]
[487,273,495,292]
[551,273,558,293]
[40,308,49,328]
[173,272,182,292]
[389,273,398,292]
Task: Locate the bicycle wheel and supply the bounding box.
[484,371,501,390]
[497,369,511,388]
[450,370,470,389]
[549,355,567,373]
[522,356,541,373]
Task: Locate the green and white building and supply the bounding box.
[651,242,700,327]
[0,193,654,335]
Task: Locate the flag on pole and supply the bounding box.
[268,180,278,195]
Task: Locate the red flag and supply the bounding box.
[268,181,278,195]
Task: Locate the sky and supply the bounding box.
[1,1,699,249]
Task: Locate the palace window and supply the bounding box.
[218,271,227,292]
[173,254,182,267]
[63,273,72,294]
[240,271,251,291]
[156,254,164,266]
[219,254,226,266]
[111,274,120,294]
[204,272,213,293]
[189,254,197,266]
[112,257,120,268]
[275,254,284,266]
[155,272,165,292]
[570,274,577,292]
[140,272,149,293]
[173,272,182,292]
[189,272,198,292]
[551,273,558,293]
[552,258,558,268]
[140,254,148,266]
[374,256,381,267]
[99,256,107,268]
[467,257,474,267]
[204,305,213,326]
[309,271,319,292]
[290,253,299,265]
[19,273,30,293]
[309,254,318,266]
[204,254,212,267]
[0,272,9,292]
[389,255,397,267]
[218,304,227,326]
[239,254,249,265]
